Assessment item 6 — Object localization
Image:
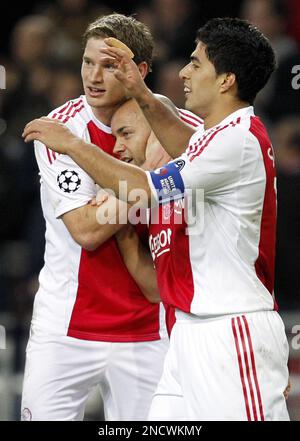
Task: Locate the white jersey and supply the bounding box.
[34,95,167,341]
[146,106,277,318]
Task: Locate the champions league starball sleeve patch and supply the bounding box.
[148,160,185,204]
[57,169,82,193]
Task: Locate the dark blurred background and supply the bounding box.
[0,0,300,420]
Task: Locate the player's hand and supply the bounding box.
[284,378,291,400]
[100,40,149,100]
[22,117,77,154]
[89,190,109,207]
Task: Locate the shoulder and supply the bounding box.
[187,116,249,162]
[48,96,89,135]
[48,96,84,120]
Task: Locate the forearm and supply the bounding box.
[116,226,160,303]
[68,138,151,207]
[136,89,195,157]
[63,200,128,251]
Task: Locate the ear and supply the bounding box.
[219,72,236,93]
[137,61,149,80]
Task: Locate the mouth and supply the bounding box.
[87,86,105,97]
[121,157,133,164]
[184,85,191,95]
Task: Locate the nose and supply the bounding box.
[179,63,190,81]
[89,65,103,83]
[113,138,126,157]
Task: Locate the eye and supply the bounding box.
[84,59,92,66]
[122,131,132,139]
[104,63,116,72]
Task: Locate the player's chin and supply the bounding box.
[184,99,194,112]
[85,94,106,107]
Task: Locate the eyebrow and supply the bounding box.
[116,125,131,135]
[190,55,200,64]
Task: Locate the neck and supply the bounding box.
[203,100,249,130]
[90,102,124,127]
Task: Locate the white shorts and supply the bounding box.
[21,325,168,421]
[149,310,290,421]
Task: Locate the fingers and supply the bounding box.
[100,46,133,64]
[103,40,132,58]
[96,190,109,206]
[113,69,127,83]
[22,123,39,139]
[24,131,42,143]
[22,117,60,140]
[89,198,98,206]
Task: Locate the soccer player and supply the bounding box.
[20,14,171,422]
[24,18,290,420]
[109,97,202,340]
[111,96,202,169]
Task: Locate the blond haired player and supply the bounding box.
[21,14,171,422]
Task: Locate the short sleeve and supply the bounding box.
[146,125,245,203]
[34,140,97,218]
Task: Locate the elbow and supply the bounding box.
[82,241,99,252]
[74,232,101,252]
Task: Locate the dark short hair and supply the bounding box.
[196,17,276,104]
[83,13,154,71]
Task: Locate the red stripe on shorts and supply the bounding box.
[237,316,258,420]
[242,315,265,421]
[232,317,251,421]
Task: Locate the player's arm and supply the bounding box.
[115,225,160,303]
[34,137,131,251]
[61,195,128,251]
[135,89,195,158]
[105,45,195,158]
[24,120,153,207]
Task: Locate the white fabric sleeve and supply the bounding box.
[34,140,97,218]
[146,125,245,203]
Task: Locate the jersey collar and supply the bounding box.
[81,95,112,134]
[214,106,254,128]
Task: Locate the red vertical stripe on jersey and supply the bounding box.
[149,202,195,313]
[249,116,277,310]
[45,146,52,164]
[67,119,161,342]
[87,120,120,158]
[231,317,251,421]
[242,315,265,421]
